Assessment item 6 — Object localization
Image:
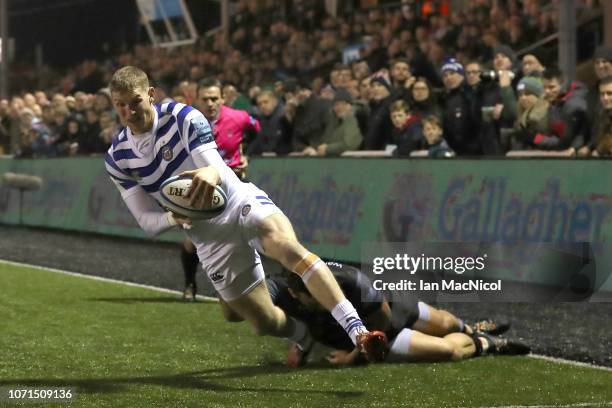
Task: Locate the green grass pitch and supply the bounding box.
[0,262,610,408]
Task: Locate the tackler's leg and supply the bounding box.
[253,213,388,361]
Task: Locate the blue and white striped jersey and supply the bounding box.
[104,101,217,203]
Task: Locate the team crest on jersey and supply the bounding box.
[241,204,251,216]
[161,145,173,161]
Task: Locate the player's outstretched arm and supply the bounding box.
[122,186,181,236]
[327,348,365,366]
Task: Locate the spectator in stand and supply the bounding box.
[362,76,394,150]
[592,76,612,157]
[15,108,53,158]
[521,53,546,77]
[579,46,612,156]
[310,88,362,157]
[474,46,519,155]
[247,85,262,114]
[465,61,482,91]
[74,92,90,116]
[94,88,113,115]
[53,116,81,156]
[351,59,371,82]
[284,80,331,156]
[493,45,519,83]
[49,106,70,146]
[389,99,424,157]
[247,90,291,155]
[178,80,198,106]
[65,95,77,114]
[537,67,588,152]
[440,58,481,155]
[7,98,25,154]
[353,77,372,137]
[410,76,441,119]
[222,83,252,111]
[422,114,455,158]
[78,109,108,154]
[34,91,49,107]
[329,63,353,90]
[389,58,415,101]
[509,77,549,150]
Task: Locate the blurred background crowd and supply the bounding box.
[1,0,611,160]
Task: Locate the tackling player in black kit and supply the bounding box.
[220,261,529,367]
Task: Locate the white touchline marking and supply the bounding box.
[2,262,612,372]
[528,354,612,372]
[0,259,218,302]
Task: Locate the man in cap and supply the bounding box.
[440,58,481,155]
[521,53,546,77]
[313,88,362,156]
[476,44,518,154]
[509,77,550,150]
[362,76,395,150]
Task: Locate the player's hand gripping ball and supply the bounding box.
[159,175,227,219]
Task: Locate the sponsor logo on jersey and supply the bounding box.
[326,261,343,269]
[241,204,251,216]
[194,120,214,145]
[161,145,173,161]
[210,271,225,282]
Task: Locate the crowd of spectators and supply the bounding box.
[1,0,610,159]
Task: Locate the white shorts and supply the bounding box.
[385,328,414,363]
[186,183,283,301]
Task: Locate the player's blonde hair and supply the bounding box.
[109,66,150,94]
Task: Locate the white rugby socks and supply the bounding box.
[331,299,367,345]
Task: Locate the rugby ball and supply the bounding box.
[159,175,227,219]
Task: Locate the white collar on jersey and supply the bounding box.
[126,108,160,158]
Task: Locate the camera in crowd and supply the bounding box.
[480,70,516,82]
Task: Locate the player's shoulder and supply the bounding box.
[158,100,187,117]
[107,127,129,155]
[158,100,205,119]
